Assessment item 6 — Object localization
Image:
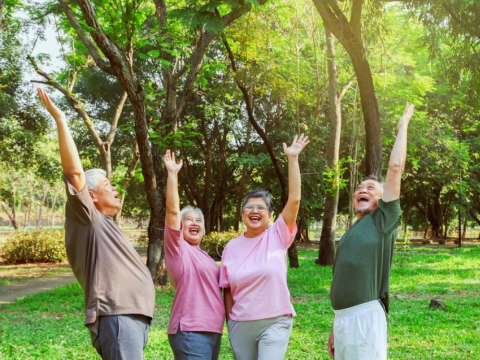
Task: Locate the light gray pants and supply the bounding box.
[93,315,150,360]
[227,315,293,360]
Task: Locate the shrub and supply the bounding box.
[201,230,242,259]
[1,230,66,264]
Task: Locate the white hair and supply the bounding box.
[180,205,205,231]
[84,169,107,190]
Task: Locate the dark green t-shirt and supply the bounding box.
[330,199,401,310]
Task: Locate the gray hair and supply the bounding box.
[180,205,205,231]
[362,174,385,190]
[242,189,274,213]
[84,169,107,190]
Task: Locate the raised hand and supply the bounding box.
[37,87,65,121]
[282,133,310,157]
[398,102,414,130]
[163,150,183,173]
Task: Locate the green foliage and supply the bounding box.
[0,248,479,358]
[201,230,241,258]
[2,230,66,264]
[322,158,350,196]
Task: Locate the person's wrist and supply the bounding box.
[286,154,300,160]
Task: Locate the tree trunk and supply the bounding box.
[313,1,382,178]
[348,86,360,228]
[0,0,5,30]
[317,27,341,266]
[1,201,19,230]
[51,190,57,228]
[37,184,48,229]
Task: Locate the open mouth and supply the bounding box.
[189,227,199,235]
[357,195,369,203]
[249,215,261,223]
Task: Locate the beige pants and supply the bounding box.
[333,300,387,360]
[227,315,293,360]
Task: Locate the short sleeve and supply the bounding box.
[219,245,230,288]
[164,221,184,259]
[64,176,97,225]
[371,199,401,234]
[270,214,297,249]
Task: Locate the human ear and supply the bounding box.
[89,191,98,202]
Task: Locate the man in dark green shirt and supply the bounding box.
[327,104,414,360]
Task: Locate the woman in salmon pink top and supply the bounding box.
[220,134,310,360]
[163,150,225,360]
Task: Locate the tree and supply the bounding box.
[313,0,383,178]
[316,27,353,266]
[56,0,269,284]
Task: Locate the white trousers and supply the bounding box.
[227,315,293,360]
[333,300,387,360]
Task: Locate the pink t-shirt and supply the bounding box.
[219,215,297,321]
[164,221,225,334]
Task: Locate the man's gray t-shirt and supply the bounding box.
[330,199,401,310]
[64,178,155,341]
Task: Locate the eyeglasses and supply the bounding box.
[243,204,268,213]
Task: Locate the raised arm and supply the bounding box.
[163,150,183,230]
[37,88,85,191]
[383,103,414,202]
[281,134,310,230]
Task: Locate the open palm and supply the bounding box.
[398,102,414,130]
[37,88,65,120]
[163,150,183,172]
[283,134,310,157]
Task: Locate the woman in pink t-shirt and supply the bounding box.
[220,134,310,360]
[163,150,225,360]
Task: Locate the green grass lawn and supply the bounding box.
[0,247,479,359]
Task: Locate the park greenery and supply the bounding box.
[0,0,479,285]
[1,248,479,359]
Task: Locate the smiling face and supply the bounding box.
[242,197,272,238]
[181,211,204,245]
[353,180,384,218]
[89,175,122,217]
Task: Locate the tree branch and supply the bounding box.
[107,91,128,144]
[0,0,5,30]
[57,0,113,75]
[350,0,363,37]
[442,2,480,40]
[28,56,104,149]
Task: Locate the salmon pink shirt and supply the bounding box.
[219,215,297,321]
[164,222,225,334]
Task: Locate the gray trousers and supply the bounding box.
[93,315,150,360]
[227,315,293,360]
[168,325,222,360]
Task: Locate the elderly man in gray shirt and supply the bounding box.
[38,88,155,360]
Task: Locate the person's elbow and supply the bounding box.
[388,158,404,174]
[287,197,301,208]
[166,208,180,218]
[64,172,83,183]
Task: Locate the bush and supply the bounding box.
[201,230,242,259]
[1,230,66,264]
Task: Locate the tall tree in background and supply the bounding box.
[316,27,353,266]
[313,0,382,179]
[56,0,268,284]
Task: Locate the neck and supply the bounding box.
[356,213,365,220]
[244,228,266,238]
[96,205,118,218]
